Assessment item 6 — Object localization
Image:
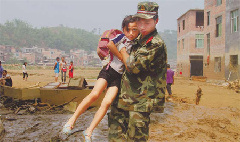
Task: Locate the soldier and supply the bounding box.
[108,2,167,142]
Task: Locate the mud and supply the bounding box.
[1,69,240,141]
[1,102,240,142]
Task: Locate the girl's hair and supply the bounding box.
[23,62,27,65]
[122,15,137,32]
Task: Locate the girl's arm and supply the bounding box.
[120,47,130,71]
[107,41,123,61]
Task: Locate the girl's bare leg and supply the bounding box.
[65,78,108,128]
[85,86,118,136]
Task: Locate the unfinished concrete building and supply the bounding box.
[225,0,240,81]
[177,9,204,77]
[203,0,226,80]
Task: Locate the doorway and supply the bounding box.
[190,56,203,76]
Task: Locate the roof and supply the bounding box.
[177,9,204,20]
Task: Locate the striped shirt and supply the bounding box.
[110,34,132,74]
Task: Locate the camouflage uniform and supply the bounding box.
[108,2,167,142]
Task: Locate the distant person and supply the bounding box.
[0,70,12,87]
[22,62,28,81]
[0,61,4,78]
[69,61,74,78]
[60,57,67,83]
[53,57,60,82]
[62,15,139,141]
[166,64,174,98]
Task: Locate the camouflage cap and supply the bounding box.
[134,1,159,19]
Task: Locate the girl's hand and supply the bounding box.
[120,47,126,54]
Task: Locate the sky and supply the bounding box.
[0,0,204,33]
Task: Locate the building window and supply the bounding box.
[216,0,222,6]
[207,11,210,26]
[214,57,221,72]
[183,20,185,30]
[196,11,204,26]
[216,16,222,37]
[178,40,180,49]
[230,55,238,69]
[178,23,180,33]
[231,9,239,33]
[207,33,210,55]
[195,34,204,48]
[182,39,185,49]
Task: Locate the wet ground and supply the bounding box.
[1,101,240,142]
[1,69,240,141]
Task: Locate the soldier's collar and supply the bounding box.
[138,29,158,46]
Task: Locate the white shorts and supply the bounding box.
[55,73,59,77]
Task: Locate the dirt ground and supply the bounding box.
[0,68,240,142]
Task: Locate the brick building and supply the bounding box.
[225,0,239,81]
[177,9,205,77]
[177,0,239,80]
[0,45,17,62]
[203,0,226,80]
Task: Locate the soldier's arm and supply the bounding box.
[126,42,167,74]
[120,47,130,71]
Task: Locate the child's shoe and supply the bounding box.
[82,130,92,142]
[62,124,74,136]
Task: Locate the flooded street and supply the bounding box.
[1,101,239,142]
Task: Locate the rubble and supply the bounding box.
[0,95,76,115]
[0,118,5,139]
[226,79,240,93]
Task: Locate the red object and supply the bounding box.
[97,29,122,70]
[69,65,74,78]
[146,36,153,44]
[207,55,210,64]
[62,68,67,72]
[97,29,122,60]
[180,72,182,75]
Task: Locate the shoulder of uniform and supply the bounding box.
[151,34,164,45]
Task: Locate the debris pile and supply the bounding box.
[227,79,240,93]
[0,96,77,115]
[0,119,5,140]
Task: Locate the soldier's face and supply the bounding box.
[137,18,158,37]
[123,22,139,41]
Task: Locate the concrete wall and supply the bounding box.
[40,89,106,107]
[177,10,204,77]
[225,0,240,81]
[3,86,40,100]
[203,0,226,80]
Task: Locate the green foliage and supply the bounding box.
[0,19,177,60]
[159,30,177,60]
[0,19,100,52]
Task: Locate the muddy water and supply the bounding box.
[1,102,240,142]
